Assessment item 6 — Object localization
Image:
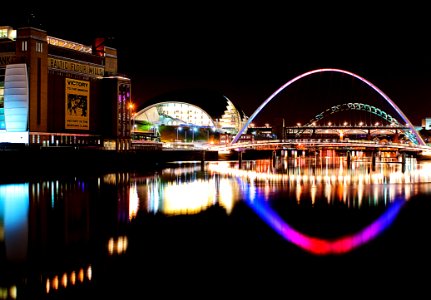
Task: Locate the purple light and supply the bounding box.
[246,195,405,255]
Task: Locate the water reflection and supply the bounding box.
[135,157,431,255]
[1,156,431,297]
[139,157,431,217]
[0,184,29,263]
[246,193,406,255]
[208,156,430,205]
[140,164,237,215]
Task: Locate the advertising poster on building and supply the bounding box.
[65,78,90,130]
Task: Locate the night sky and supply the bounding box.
[2,5,431,126]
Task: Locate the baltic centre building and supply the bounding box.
[0,25,132,150]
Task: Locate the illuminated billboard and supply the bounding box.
[65,78,89,130]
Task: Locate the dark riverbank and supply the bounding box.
[0,146,279,179]
[0,146,220,179]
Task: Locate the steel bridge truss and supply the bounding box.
[295,102,419,144]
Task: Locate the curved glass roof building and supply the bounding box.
[135,89,248,134]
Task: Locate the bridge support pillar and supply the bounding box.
[401,152,406,173]
[238,150,243,168]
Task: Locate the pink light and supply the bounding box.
[247,195,405,255]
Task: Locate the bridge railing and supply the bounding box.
[209,138,431,154]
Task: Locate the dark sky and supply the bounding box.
[2,5,431,126]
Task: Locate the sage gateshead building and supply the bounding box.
[0,25,132,150]
[134,89,249,144]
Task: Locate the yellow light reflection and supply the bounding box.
[324,182,332,203]
[117,236,124,253]
[172,158,431,213]
[43,266,92,295]
[70,271,76,285]
[9,286,17,299]
[218,179,234,214]
[52,276,59,290]
[129,182,139,220]
[296,182,302,203]
[357,178,364,206]
[163,180,216,215]
[108,236,128,255]
[61,273,68,288]
[46,280,50,294]
[108,238,114,255]
[87,265,92,281]
[78,269,84,282]
[117,236,128,254]
[311,184,316,205]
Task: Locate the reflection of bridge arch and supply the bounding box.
[231,68,425,146]
[298,102,418,144]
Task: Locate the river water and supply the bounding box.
[1,154,431,298]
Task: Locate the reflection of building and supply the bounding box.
[135,89,248,136]
[0,25,132,150]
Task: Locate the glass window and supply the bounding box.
[36,42,43,52]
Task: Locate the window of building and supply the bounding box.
[36,42,43,53]
[22,40,27,51]
[0,29,7,38]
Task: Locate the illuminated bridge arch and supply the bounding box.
[231,68,425,146]
[307,102,400,125]
[298,102,418,144]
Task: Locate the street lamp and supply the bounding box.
[177,126,182,142]
[190,126,198,142]
[151,124,158,140]
[128,102,135,138]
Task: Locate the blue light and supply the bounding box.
[0,183,29,262]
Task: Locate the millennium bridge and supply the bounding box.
[208,68,431,159]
